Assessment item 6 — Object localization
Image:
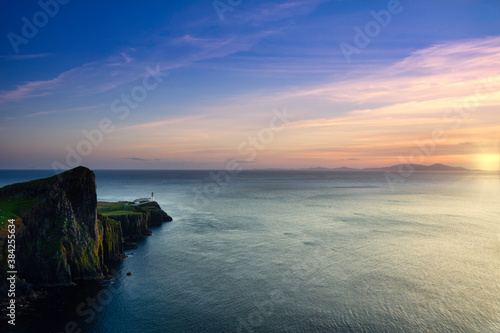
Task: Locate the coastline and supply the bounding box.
[0,167,173,329]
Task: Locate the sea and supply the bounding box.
[0,169,499,333]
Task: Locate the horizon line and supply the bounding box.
[0,163,497,172]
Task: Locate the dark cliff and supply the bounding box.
[102,201,173,240]
[98,213,124,262]
[0,167,103,288]
[134,201,173,226]
[0,167,172,297]
[108,213,151,240]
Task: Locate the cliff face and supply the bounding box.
[0,167,103,287]
[135,202,173,226]
[98,213,124,262]
[106,202,173,240]
[108,213,151,241]
[0,167,172,295]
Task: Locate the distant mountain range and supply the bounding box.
[298,163,473,172]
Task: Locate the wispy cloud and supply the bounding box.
[0,30,270,104]
[120,52,133,64]
[23,104,105,118]
[0,1,332,106]
[0,53,52,60]
[122,157,162,162]
[284,36,500,106]
[0,69,73,102]
[118,36,498,168]
[175,34,235,50]
[119,115,202,131]
[0,57,145,103]
[232,0,329,24]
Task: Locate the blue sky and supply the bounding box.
[0,0,499,170]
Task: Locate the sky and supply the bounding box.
[0,0,499,170]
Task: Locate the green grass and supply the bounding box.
[0,199,20,220]
[0,197,37,227]
[136,202,156,208]
[97,202,133,211]
[97,201,143,216]
[100,210,142,216]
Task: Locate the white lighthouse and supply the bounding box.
[151,192,155,202]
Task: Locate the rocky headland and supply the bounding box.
[0,166,172,299]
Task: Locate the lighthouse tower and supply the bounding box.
[151,192,155,202]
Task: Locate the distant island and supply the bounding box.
[0,167,172,301]
[297,163,473,172]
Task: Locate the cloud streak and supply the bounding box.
[115,36,499,168]
[232,0,329,24]
[23,104,105,118]
[0,53,53,60]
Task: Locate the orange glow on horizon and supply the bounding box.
[475,154,500,171]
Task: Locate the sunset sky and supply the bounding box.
[0,0,499,170]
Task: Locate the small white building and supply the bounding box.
[133,192,155,204]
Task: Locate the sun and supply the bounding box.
[477,154,500,171]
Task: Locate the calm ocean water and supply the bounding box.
[1,170,499,333]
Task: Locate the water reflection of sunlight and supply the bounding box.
[446,171,500,202]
